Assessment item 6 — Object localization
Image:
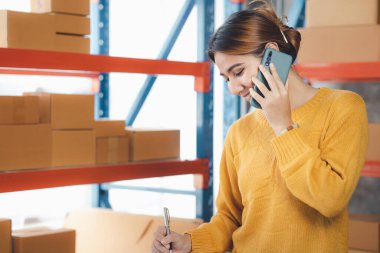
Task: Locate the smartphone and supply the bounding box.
[250,48,293,109]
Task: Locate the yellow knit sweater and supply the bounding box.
[186,87,369,253]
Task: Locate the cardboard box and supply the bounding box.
[31,0,89,16]
[52,130,95,167]
[0,124,51,171]
[53,34,90,54]
[298,26,380,64]
[96,136,129,164]
[0,219,11,253]
[349,214,380,252]
[13,228,75,253]
[0,10,54,51]
[0,96,39,125]
[53,14,90,35]
[367,124,380,161]
[125,128,180,161]
[306,0,380,27]
[64,208,202,253]
[25,93,94,130]
[95,120,125,138]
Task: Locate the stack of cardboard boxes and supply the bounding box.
[30,93,96,167]
[0,0,90,53]
[0,95,51,171]
[0,93,181,171]
[31,0,90,54]
[349,214,380,253]
[95,120,129,164]
[298,0,380,63]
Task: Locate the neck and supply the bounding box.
[287,67,317,111]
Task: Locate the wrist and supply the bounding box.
[273,120,294,135]
[276,122,299,136]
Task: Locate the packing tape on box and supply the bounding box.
[107,137,119,164]
[13,97,25,124]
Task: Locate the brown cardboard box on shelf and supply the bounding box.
[52,130,95,167]
[0,96,39,125]
[0,124,51,171]
[96,136,129,164]
[53,34,90,54]
[367,124,380,161]
[306,0,380,27]
[24,93,94,130]
[349,214,380,252]
[0,10,54,51]
[95,120,125,138]
[31,0,89,16]
[52,13,90,36]
[12,228,75,253]
[125,128,180,161]
[0,219,11,253]
[64,208,202,253]
[297,25,380,64]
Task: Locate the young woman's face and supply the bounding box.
[214,52,261,102]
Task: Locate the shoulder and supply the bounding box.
[324,88,366,110]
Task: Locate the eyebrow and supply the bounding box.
[220,63,243,77]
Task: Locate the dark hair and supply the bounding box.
[208,0,301,63]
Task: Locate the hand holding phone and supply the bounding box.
[250,48,292,109]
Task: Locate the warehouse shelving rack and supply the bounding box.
[0,0,215,222]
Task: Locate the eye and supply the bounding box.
[234,68,244,77]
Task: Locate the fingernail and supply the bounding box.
[270,63,274,67]
[249,88,254,95]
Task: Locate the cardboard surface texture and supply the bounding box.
[31,0,89,16]
[96,136,129,164]
[64,208,202,253]
[126,128,180,161]
[95,120,125,137]
[0,96,39,125]
[0,219,11,253]
[25,93,94,130]
[52,13,90,35]
[0,10,54,51]
[52,130,95,167]
[53,34,90,54]
[298,25,380,64]
[349,214,380,252]
[12,228,75,253]
[367,124,380,161]
[0,124,51,171]
[306,0,380,27]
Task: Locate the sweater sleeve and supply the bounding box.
[270,93,369,218]
[186,130,243,252]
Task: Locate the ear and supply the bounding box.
[265,42,279,50]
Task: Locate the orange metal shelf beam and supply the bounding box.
[0,159,209,193]
[362,161,380,178]
[295,62,380,83]
[0,48,210,92]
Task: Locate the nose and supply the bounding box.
[228,79,244,95]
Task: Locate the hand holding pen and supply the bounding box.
[151,207,193,253]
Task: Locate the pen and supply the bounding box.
[163,207,172,252]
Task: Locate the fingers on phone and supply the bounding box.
[269,63,285,91]
[251,76,269,97]
[249,88,264,106]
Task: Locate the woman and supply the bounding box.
[152,1,369,252]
